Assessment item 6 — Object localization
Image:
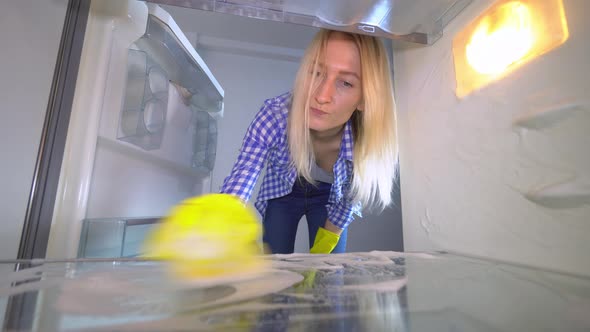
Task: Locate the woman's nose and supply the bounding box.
[314,78,334,104]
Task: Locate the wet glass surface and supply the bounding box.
[1,251,589,331]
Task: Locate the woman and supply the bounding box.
[220,29,398,254]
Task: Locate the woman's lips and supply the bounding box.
[310,107,328,116]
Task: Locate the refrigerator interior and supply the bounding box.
[2,0,590,331]
[46,0,588,271]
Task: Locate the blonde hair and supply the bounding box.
[288,29,398,211]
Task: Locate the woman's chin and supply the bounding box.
[308,123,326,132]
[308,116,328,129]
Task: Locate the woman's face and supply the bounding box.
[308,32,363,136]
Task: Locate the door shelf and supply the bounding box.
[136,4,224,113]
[98,135,209,178]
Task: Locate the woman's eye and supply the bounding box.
[338,80,353,88]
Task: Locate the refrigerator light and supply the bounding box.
[465,2,533,75]
[453,0,569,98]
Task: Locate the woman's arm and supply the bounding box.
[323,219,343,235]
[220,103,281,201]
[310,199,361,253]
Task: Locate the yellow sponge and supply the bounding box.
[142,193,267,280]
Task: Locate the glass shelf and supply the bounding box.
[2,252,589,331]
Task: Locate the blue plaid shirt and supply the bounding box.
[220,92,362,229]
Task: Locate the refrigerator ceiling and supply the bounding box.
[144,0,473,45]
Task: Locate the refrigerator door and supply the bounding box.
[47,0,223,259]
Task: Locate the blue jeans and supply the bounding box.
[262,178,348,254]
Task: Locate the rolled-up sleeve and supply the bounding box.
[327,199,363,230]
[220,104,280,202]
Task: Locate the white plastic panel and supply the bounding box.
[146,0,473,44]
[394,0,590,276]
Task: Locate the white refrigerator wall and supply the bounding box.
[395,0,590,276]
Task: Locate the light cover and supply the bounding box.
[453,0,569,98]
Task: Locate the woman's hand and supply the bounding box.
[310,220,342,254]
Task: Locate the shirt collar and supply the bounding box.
[340,119,354,162]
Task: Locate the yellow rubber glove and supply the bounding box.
[294,270,317,292]
[309,227,340,254]
[142,193,267,280]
